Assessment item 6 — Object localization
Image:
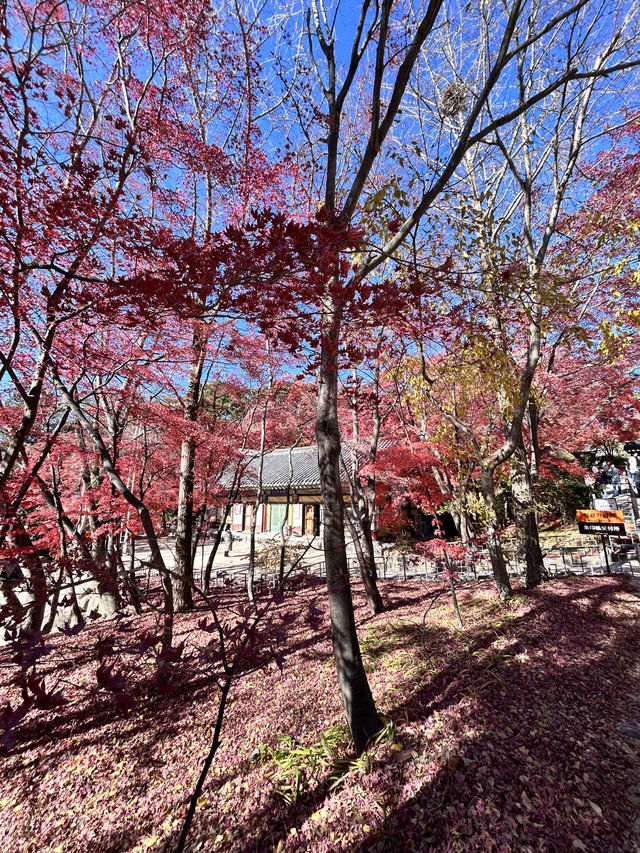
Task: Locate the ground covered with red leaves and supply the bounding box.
[1,575,640,853]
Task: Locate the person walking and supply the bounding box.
[222,525,233,557]
[610,464,622,497]
[631,455,640,496]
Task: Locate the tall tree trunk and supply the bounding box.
[246,504,257,607]
[317,300,381,754]
[480,466,512,599]
[510,437,546,587]
[175,435,196,611]
[175,325,208,612]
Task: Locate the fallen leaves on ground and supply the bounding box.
[1,575,639,852]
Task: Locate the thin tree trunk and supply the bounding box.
[203,491,243,594]
[358,510,384,614]
[127,535,142,613]
[247,507,257,607]
[114,532,142,614]
[345,504,384,615]
[204,516,227,593]
[317,299,381,754]
[449,573,464,630]
[348,366,384,615]
[43,563,65,634]
[247,394,269,607]
[102,532,121,616]
[175,324,208,611]
[175,435,196,611]
[191,503,207,569]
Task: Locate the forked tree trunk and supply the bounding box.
[317,301,381,754]
[510,438,546,587]
[480,467,512,599]
[52,368,175,647]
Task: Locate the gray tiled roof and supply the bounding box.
[232,444,355,491]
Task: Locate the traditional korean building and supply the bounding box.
[224,444,440,540]
[227,445,330,537]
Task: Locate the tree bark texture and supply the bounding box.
[510,438,546,587]
[480,467,512,598]
[175,435,196,611]
[316,302,381,753]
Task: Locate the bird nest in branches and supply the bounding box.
[440,81,467,117]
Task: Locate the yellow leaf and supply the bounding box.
[197,795,209,807]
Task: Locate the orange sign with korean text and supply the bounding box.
[576,509,624,524]
[576,509,626,536]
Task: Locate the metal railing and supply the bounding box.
[138,532,640,597]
